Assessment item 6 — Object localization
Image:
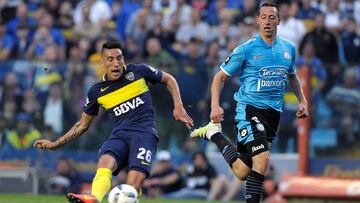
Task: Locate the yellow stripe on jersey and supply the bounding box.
[97,78,149,109]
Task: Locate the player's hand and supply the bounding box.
[173,106,193,129]
[33,139,56,150]
[296,101,309,119]
[210,106,224,123]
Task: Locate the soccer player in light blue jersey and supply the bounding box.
[191,2,308,203]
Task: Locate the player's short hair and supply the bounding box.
[102,40,123,52]
[257,1,279,17]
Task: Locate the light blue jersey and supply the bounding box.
[220,34,296,112]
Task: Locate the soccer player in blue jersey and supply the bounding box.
[34,41,193,203]
[190,2,308,203]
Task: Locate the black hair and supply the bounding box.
[17,23,28,30]
[192,151,209,164]
[189,37,199,44]
[257,1,279,17]
[101,40,123,52]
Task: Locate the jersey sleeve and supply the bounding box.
[289,45,296,74]
[139,64,163,84]
[83,86,100,116]
[220,46,246,76]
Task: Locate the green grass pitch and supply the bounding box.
[0,194,243,203]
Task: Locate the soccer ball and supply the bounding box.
[108,184,139,203]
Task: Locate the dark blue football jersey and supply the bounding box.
[83,64,163,135]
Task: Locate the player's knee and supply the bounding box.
[238,174,248,181]
[231,160,250,180]
[127,170,147,191]
[232,168,248,181]
[98,154,117,171]
[252,151,270,174]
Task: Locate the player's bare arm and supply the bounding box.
[160,71,193,129]
[34,113,95,150]
[210,70,228,123]
[288,73,309,118]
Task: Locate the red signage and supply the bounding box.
[280,175,360,199]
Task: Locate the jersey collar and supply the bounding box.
[256,34,279,48]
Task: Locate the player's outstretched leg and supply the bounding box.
[66,193,99,203]
[190,122,252,179]
[190,122,240,165]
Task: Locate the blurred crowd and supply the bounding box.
[0,0,360,161]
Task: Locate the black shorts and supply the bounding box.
[235,104,280,156]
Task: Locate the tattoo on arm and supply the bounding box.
[163,73,182,107]
[288,74,306,102]
[53,121,85,148]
